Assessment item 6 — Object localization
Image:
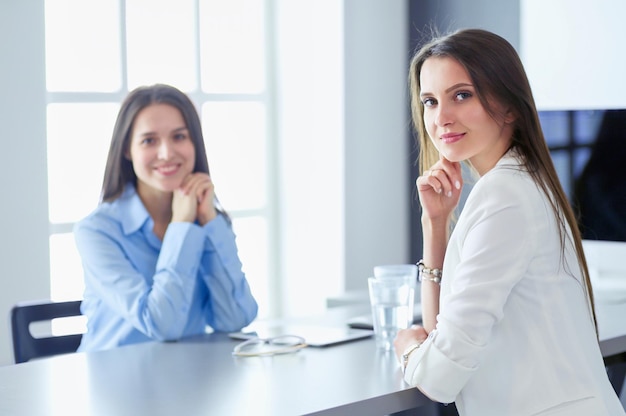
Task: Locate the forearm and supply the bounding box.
[201,216,258,330]
[420,216,449,333]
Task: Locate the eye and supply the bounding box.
[455,91,472,101]
[422,97,437,107]
[173,129,190,141]
[140,137,155,145]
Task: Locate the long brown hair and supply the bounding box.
[409,29,597,331]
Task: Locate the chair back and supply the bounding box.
[10,300,83,364]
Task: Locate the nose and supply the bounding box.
[157,139,173,160]
[434,103,454,127]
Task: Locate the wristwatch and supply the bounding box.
[401,342,422,374]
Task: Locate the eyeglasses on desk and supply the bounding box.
[232,335,308,357]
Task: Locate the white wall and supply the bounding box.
[343,0,410,292]
[0,0,51,365]
[521,0,626,110]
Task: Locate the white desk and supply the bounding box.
[0,303,625,416]
[0,305,435,416]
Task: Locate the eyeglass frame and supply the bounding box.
[232,334,308,357]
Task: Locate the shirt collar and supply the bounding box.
[116,183,152,235]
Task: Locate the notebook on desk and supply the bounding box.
[346,303,423,330]
[229,324,374,347]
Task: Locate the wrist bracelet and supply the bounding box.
[402,342,422,374]
[417,259,442,284]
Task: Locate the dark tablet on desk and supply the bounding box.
[347,304,423,330]
[228,324,374,347]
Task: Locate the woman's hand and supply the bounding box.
[417,158,463,222]
[194,173,217,225]
[172,173,217,225]
[394,325,429,363]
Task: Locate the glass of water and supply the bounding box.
[368,264,417,351]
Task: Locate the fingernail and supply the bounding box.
[447,191,452,197]
[455,181,461,189]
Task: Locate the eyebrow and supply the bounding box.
[420,82,474,97]
[138,126,188,137]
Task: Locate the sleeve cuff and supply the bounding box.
[159,222,205,275]
[403,330,476,404]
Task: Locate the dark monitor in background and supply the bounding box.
[539,109,626,242]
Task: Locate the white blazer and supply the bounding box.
[404,152,625,415]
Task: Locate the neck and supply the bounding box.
[473,131,514,176]
[136,183,173,225]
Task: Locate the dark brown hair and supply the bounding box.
[409,29,597,331]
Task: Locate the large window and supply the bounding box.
[45,0,275,318]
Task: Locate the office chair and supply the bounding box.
[10,299,84,364]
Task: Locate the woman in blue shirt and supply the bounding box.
[75,84,258,351]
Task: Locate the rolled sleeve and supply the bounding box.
[404,328,477,403]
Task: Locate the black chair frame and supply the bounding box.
[10,300,83,364]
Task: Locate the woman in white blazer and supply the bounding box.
[393,29,625,415]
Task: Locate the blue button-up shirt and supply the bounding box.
[74,184,258,352]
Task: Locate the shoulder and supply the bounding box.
[74,186,145,237]
[471,150,544,204]
[479,165,536,193]
[460,162,548,230]
[470,167,538,206]
[74,200,124,238]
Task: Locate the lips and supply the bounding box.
[155,164,180,176]
[440,132,465,144]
